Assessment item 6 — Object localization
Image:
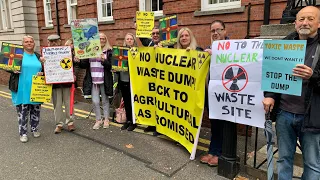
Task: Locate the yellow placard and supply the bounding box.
[30,75,52,103]
[136,11,155,38]
[129,47,210,154]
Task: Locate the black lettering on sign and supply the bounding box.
[214,92,255,105]
[148,83,170,98]
[271,83,289,91]
[133,94,155,105]
[140,52,151,62]
[155,53,196,70]
[168,71,196,89]
[155,115,194,143]
[173,89,188,103]
[285,74,297,81]
[266,72,282,79]
[137,109,151,118]
[136,67,165,80]
[222,105,252,119]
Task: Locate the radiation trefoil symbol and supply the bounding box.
[222,64,248,92]
[60,58,72,70]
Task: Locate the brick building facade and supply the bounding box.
[35,0,289,48]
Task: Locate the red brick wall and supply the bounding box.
[0,0,288,130]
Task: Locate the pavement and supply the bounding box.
[0,84,267,180]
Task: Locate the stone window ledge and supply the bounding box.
[194,6,245,17]
[41,26,54,30]
[0,29,14,33]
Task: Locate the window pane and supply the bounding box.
[102,3,106,17]
[107,3,112,16]
[71,6,77,20]
[71,0,77,4]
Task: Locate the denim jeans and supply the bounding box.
[276,109,320,180]
[208,119,224,156]
[91,84,110,121]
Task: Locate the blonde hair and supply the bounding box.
[100,32,112,51]
[123,33,138,47]
[65,38,73,46]
[22,35,35,44]
[176,28,198,50]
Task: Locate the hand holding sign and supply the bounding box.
[293,64,313,80]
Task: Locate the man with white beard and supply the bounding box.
[263,6,320,180]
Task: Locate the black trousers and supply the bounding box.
[119,81,133,123]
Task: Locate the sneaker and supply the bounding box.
[93,120,102,130]
[67,124,76,131]
[33,132,41,138]
[54,125,63,134]
[20,134,28,143]
[200,154,214,164]
[144,126,156,132]
[103,119,110,129]
[127,124,137,131]
[208,155,219,167]
[120,123,130,130]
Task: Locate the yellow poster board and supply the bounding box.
[136,11,155,38]
[129,47,210,157]
[30,75,53,103]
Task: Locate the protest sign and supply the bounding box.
[208,40,265,128]
[71,18,102,59]
[129,47,210,159]
[159,15,178,46]
[261,40,306,96]
[0,42,23,72]
[112,46,129,71]
[42,46,74,84]
[136,11,155,38]
[30,75,53,103]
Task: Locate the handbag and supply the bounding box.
[115,98,127,124]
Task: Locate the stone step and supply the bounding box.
[246,145,303,179]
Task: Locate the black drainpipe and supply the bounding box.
[55,0,61,36]
[264,0,271,25]
[245,3,251,39]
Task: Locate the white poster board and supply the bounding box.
[42,46,74,84]
[208,39,265,128]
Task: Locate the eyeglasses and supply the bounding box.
[211,28,224,34]
[152,32,160,35]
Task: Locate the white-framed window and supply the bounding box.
[97,0,113,22]
[43,0,53,27]
[66,0,77,24]
[0,0,12,31]
[201,0,241,12]
[139,0,163,17]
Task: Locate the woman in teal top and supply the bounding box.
[9,35,43,143]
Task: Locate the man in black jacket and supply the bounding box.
[263,6,320,180]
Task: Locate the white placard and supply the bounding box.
[43,46,74,84]
[208,39,265,128]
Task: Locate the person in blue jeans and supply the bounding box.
[263,6,320,180]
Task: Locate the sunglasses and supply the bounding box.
[152,32,160,35]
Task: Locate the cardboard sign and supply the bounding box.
[209,39,265,128]
[0,42,23,72]
[30,75,52,103]
[112,46,129,72]
[71,18,102,59]
[159,15,178,46]
[136,11,155,38]
[42,46,74,84]
[261,40,305,96]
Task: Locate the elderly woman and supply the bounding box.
[200,20,228,167]
[9,35,43,142]
[119,33,138,131]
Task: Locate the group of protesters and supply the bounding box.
[6,5,320,180]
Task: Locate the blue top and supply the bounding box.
[11,52,42,106]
